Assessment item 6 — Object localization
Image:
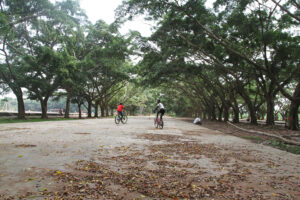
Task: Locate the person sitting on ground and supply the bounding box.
[153,99,165,121]
[117,103,125,119]
[193,117,202,125]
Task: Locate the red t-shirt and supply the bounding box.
[117,105,124,112]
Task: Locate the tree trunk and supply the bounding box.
[218,106,223,121]
[40,98,48,119]
[232,106,240,123]
[105,105,109,117]
[211,105,217,121]
[11,87,26,119]
[87,101,92,118]
[78,104,82,119]
[249,108,257,124]
[100,105,105,117]
[231,96,240,123]
[94,101,99,118]
[266,96,275,125]
[240,93,258,124]
[288,83,300,130]
[288,101,299,130]
[1,65,25,119]
[223,106,229,122]
[64,94,71,118]
[16,93,26,119]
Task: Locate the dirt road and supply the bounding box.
[0,117,299,199]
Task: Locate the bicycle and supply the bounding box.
[115,111,128,124]
[154,115,164,129]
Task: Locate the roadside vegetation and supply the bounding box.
[201,120,300,154]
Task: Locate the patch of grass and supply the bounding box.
[269,140,300,155]
[0,117,79,124]
[240,135,262,142]
[241,135,300,154]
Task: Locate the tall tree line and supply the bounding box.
[0,0,135,119]
[117,0,300,129]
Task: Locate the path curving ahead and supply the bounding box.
[0,117,299,199]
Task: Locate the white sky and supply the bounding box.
[76,0,154,36]
[76,0,214,36]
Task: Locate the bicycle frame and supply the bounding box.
[115,111,128,124]
[154,115,164,129]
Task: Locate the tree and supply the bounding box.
[117,0,299,128]
[23,47,65,118]
[81,20,131,117]
[0,0,86,119]
[0,0,55,118]
[10,0,84,118]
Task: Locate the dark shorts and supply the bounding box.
[157,108,165,116]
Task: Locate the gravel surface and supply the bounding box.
[0,117,299,199]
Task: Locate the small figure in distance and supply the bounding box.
[117,103,125,119]
[59,108,63,116]
[193,117,202,125]
[153,99,165,121]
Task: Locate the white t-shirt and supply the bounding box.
[193,117,201,124]
[157,103,164,109]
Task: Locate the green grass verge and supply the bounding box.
[0,117,79,124]
[240,135,262,142]
[240,135,300,154]
[269,140,300,155]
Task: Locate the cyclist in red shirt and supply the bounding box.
[117,103,125,119]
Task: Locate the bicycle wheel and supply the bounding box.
[154,118,158,128]
[159,120,164,129]
[115,115,120,124]
[121,115,128,124]
[156,119,160,128]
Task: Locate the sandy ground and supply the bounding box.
[0,117,300,199]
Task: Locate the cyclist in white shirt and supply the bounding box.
[154,99,165,121]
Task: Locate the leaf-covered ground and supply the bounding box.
[200,120,300,154]
[0,117,299,199]
[46,142,299,199]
